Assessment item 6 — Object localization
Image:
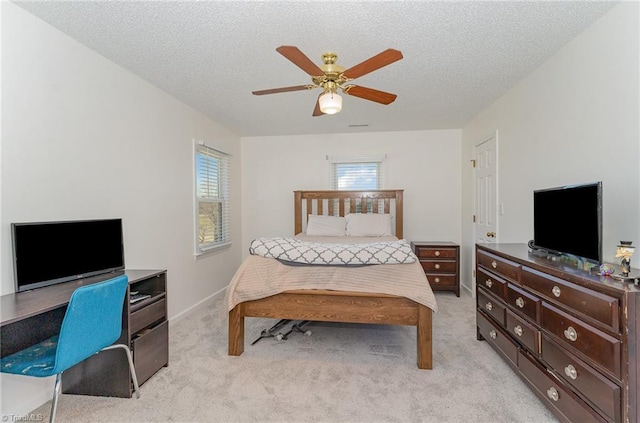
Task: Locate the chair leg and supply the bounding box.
[49,372,62,423]
[101,344,141,398]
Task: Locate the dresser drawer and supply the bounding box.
[542,335,620,422]
[478,288,506,326]
[477,250,520,282]
[541,302,621,379]
[522,267,619,333]
[477,268,507,300]
[420,260,456,273]
[507,283,541,322]
[415,246,457,259]
[477,311,518,368]
[518,350,606,423]
[506,309,540,355]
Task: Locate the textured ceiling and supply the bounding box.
[15,1,618,137]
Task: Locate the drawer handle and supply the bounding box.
[491,260,497,269]
[485,279,493,288]
[515,297,525,308]
[514,325,523,337]
[564,326,578,342]
[547,387,559,402]
[552,286,561,297]
[435,251,440,257]
[434,277,440,283]
[435,264,441,270]
[489,330,497,339]
[486,302,493,311]
[564,364,578,380]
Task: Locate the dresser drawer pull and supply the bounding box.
[564,364,578,380]
[491,260,497,269]
[513,325,523,337]
[486,302,493,311]
[435,251,440,257]
[552,286,561,297]
[485,279,493,288]
[564,326,578,342]
[515,297,525,308]
[434,264,440,269]
[547,387,559,402]
[489,330,497,339]
[434,277,440,283]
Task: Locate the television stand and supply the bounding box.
[0,269,168,398]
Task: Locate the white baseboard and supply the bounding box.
[168,285,227,326]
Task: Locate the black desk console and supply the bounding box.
[1,269,168,398]
[476,244,639,423]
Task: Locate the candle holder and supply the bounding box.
[612,241,638,282]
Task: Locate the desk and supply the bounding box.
[1,269,168,398]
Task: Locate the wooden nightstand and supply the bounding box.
[411,241,460,297]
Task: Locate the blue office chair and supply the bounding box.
[0,275,140,423]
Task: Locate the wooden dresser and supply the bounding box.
[476,243,639,423]
[412,241,460,296]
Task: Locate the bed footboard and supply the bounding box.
[228,290,433,369]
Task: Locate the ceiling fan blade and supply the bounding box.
[252,85,312,95]
[342,49,403,79]
[276,46,324,76]
[312,94,325,117]
[344,85,397,105]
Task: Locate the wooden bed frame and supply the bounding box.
[228,189,433,369]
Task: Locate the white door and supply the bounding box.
[475,135,498,245]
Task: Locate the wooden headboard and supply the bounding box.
[294,190,404,238]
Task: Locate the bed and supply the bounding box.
[226,189,436,369]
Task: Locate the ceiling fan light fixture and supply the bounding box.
[319,91,342,115]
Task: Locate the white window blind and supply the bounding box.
[330,157,385,190]
[195,143,230,254]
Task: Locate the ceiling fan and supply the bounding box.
[252,46,403,116]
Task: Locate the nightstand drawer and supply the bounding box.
[420,261,456,273]
[415,247,457,259]
[426,274,456,287]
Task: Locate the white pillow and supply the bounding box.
[306,215,346,236]
[345,213,393,237]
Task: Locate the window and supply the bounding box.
[195,143,230,254]
[330,156,385,190]
[329,156,386,213]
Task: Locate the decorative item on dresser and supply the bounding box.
[411,242,460,297]
[476,243,639,423]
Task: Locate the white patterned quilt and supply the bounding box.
[249,237,417,266]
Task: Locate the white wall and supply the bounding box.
[461,2,640,293]
[241,130,462,252]
[1,2,242,416]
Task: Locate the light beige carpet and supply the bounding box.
[32,290,558,422]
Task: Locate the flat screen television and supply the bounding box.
[12,218,125,292]
[532,182,602,264]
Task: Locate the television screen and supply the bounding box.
[12,218,125,292]
[533,182,602,264]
